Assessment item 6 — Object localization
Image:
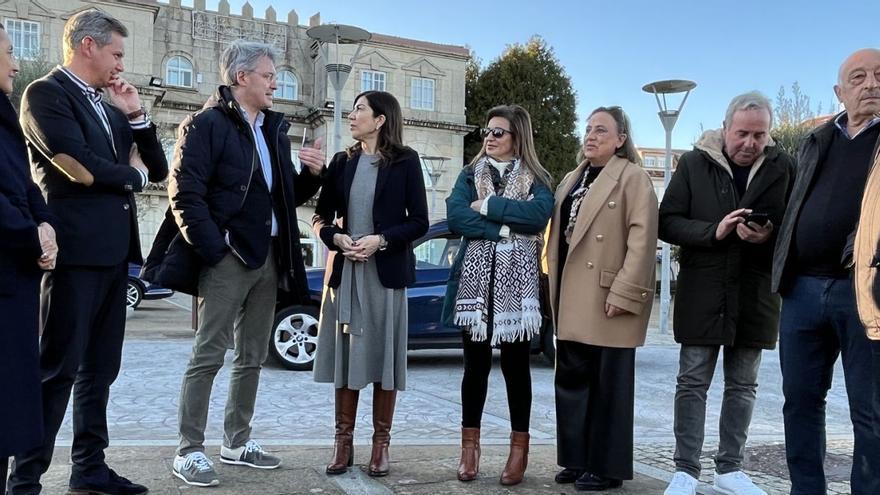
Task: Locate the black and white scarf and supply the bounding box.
[454,157,542,345]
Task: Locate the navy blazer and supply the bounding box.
[0,92,53,295]
[315,147,429,289]
[0,91,50,455]
[19,68,168,266]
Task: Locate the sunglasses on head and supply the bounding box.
[480,127,512,139]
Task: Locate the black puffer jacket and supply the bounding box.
[157,86,320,299]
[659,130,794,349]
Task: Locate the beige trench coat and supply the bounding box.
[855,149,880,341]
[545,156,659,348]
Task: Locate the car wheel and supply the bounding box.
[270,305,320,371]
[126,279,144,310]
[541,324,556,365]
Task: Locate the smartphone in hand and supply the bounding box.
[744,212,770,229]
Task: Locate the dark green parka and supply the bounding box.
[659,130,794,349]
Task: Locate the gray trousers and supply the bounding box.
[672,344,762,478]
[177,249,278,455]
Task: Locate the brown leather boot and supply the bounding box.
[457,427,481,482]
[326,387,359,475]
[499,431,529,486]
[367,386,397,477]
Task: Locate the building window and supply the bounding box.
[644,156,656,167]
[274,70,298,100]
[410,77,435,111]
[166,56,194,88]
[5,19,40,60]
[360,70,386,91]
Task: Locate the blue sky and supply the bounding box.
[182,0,878,149]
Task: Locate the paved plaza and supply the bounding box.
[34,296,855,494]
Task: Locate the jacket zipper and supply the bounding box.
[271,118,295,275]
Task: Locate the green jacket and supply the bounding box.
[441,165,554,327]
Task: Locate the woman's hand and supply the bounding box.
[470,199,484,213]
[605,303,630,318]
[348,235,381,262]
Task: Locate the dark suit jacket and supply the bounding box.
[0,91,49,455]
[19,68,168,267]
[315,147,429,289]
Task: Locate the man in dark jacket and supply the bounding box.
[8,10,168,495]
[659,92,793,495]
[167,40,321,487]
[772,48,880,495]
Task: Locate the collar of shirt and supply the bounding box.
[58,65,104,104]
[834,111,880,140]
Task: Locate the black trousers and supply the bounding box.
[460,332,532,432]
[555,340,635,480]
[9,264,128,494]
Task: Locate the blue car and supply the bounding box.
[127,263,175,309]
[269,220,555,371]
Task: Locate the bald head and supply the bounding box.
[834,48,880,128]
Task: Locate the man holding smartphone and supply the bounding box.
[659,92,794,495]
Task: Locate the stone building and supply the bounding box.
[2,0,472,264]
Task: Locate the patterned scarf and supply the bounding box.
[564,166,600,243]
[454,157,543,345]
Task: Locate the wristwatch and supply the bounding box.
[378,234,388,251]
[126,106,147,121]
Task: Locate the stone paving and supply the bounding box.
[36,298,859,494]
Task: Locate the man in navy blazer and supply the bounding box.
[8,10,167,495]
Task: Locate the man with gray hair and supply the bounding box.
[8,9,167,495]
[772,48,880,495]
[659,91,793,495]
[165,40,321,487]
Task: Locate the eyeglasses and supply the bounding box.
[481,127,512,139]
[247,70,277,82]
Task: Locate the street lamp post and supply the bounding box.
[642,79,696,334]
[306,24,371,154]
[420,155,449,222]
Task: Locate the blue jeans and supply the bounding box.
[780,276,880,495]
[672,345,762,479]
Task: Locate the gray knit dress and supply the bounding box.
[312,153,409,391]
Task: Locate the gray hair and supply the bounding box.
[219,40,279,86]
[723,91,773,128]
[63,10,128,64]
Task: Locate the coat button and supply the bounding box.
[265,220,271,226]
[587,262,594,269]
[641,291,648,298]
[123,203,130,210]
[608,201,617,209]
[240,185,247,191]
[596,234,604,242]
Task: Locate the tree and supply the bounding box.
[465,36,579,183]
[771,82,825,156]
[10,57,53,109]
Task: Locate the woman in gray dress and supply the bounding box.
[306,91,428,477]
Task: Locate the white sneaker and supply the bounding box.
[664,471,698,495]
[172,452,220,487]
[714,471,767,495]
[220,439,281,469]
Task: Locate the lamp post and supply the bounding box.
[420,155,449,223]
[642,79,696,334]
[306,24,371,154]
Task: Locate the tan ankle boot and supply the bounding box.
[326,387,359,475]
[499,431,529,486]
[457,427,481,482]
[367,387,397,477]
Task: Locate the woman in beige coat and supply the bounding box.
[546,106,658,491]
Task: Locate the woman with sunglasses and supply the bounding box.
[546,106,658,491]
[443,104,554,486]
[308,91,428,478]
[0,22,58,479]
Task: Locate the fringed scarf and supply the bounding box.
[454,157,542,345]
